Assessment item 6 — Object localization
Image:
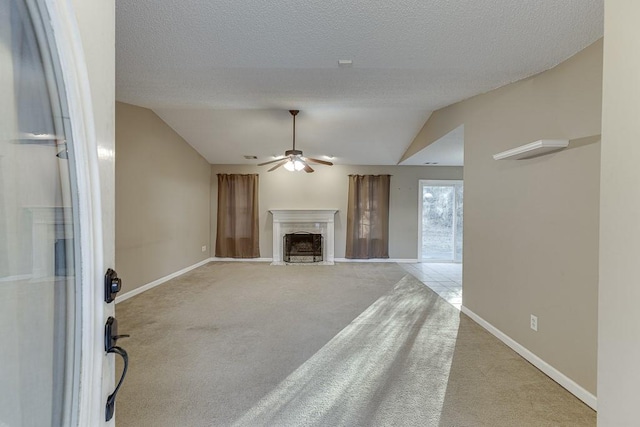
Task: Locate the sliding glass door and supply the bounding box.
[419,180,463,262]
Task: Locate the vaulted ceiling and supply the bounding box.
[116,0,603,166]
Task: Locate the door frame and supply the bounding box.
[45,0,107,424]
[418,179,463,262]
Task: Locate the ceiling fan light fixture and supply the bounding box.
[284,158,305,172]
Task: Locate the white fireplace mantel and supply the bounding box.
[270,209,337,265]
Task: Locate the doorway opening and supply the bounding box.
[419,180,463,262]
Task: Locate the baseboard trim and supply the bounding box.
[334,258,418,263]
[115,258,212,303]
[211,257,273,262]
[460,306,597,410]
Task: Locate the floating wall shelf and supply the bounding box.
[493,139,569,160]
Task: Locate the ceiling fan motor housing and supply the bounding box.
[285,149,303,156]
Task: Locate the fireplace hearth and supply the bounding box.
[284,232,323,263]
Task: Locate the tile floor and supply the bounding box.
[401,262,463,309]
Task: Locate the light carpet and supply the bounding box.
[115,262,595,426]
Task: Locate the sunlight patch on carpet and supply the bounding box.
[232,275,459,427]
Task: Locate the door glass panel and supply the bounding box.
[454,184,463,262]
[422,186,455,260]
[0,1,78,426]
[421,182,463,262]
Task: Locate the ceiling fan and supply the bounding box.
[258,110,333,173]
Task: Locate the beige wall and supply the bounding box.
[116,102,211,294]
[598,0,640,423]
[405,40,603,395]
[210,164,463,259]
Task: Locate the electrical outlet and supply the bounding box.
[201,245,207,252]
[530,314,538,332]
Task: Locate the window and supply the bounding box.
[215,174,260,258]
[419,180,463,262]
[345,175,390,259]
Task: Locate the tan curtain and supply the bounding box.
[215,174,260,258]
[346,175,391,259]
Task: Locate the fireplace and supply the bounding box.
[270,210,337,265]
[284,232,323,263]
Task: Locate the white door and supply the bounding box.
[1,0,116,425]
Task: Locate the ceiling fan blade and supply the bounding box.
[303,162,314,173]
[303,156,333,166]
[258,156,286,166]
[268,159,289,171]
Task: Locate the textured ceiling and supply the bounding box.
[116,0,603,165]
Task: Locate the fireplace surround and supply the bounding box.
[270,209,337,265]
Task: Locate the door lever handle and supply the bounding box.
[104,316,130,421]
[105,345,128,422]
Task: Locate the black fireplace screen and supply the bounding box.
[284,232,323,263]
